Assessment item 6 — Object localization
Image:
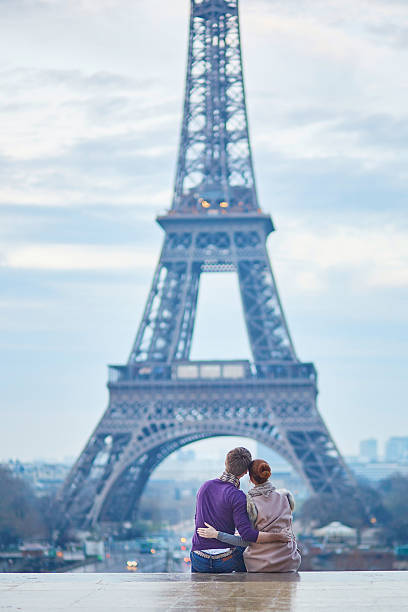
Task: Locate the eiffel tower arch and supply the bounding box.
[59,0,354,529]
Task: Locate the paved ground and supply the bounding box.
[0,571,407,611]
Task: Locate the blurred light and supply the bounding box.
[56,551,63,558]
[150,548,156,554]
[219,201,229,208]
[184,557,191,563]
[201,200,211,208]
[370,517,377,524]
[127,560,138,567]
[106,553,111,559]
[180,537,187,543]
[181,545,186,551]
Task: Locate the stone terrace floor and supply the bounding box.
[0,571,407,611]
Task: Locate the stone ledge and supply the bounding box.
[0,571,407,611]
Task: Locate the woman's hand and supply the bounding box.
[197,522,218,539]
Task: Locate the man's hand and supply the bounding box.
[197,522,218,539]
[256,529,292,544]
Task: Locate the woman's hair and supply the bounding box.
[249,459,271,484]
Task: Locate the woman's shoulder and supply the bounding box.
[275,488,295,511]
[246,496,258,524]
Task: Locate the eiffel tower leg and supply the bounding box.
[237,252,295,362]
[128,241,200,363]
[57,421,132,528]
[276,401,354,495]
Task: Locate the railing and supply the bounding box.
[108,361,316,384]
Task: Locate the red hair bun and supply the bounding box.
[249,459,271,484]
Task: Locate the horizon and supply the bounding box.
[3,433,406,465]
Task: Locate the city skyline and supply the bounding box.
[6,434,408,502]
[5,433,407,465]
[1,0,407,463]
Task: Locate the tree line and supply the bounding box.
[299,473,408,546]
[0,465,60,548]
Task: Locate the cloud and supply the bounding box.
[2,244,157,271]
[239,4,408,199]
[2,218,406,294]
[1,0,407,214]
[272,220,408,292]
[0,66,177,161]
[0,66,178,208]
[254,111,408,181]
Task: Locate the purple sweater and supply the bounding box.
[191,479,259,552]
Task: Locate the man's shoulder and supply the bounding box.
[221,484,246,505]
[198,479,246,501]
[198,479,243,495]
[228,486,246,500]
[198,478,221,492]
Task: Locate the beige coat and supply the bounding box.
[243,483,301,573]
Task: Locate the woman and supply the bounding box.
[197,459,301,572]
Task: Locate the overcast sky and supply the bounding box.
[1,0,407,464]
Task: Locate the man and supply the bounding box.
[190,447,290,573]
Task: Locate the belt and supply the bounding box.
[193,549,233,560]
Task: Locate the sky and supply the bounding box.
[1,0,407,464]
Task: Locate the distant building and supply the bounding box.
[359,439,378,462]
[348,460,408,483]
[385,437,408,463]
[7,460,71,495]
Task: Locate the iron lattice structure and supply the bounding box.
[59,0,354,528]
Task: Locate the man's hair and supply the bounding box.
[225,447,252,477]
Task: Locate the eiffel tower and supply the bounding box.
[60,0,354,528]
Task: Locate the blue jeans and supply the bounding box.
[190,548,246,573]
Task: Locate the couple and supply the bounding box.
[190,446,301,573]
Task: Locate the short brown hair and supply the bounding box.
[249,459,271,484]
[225,447,252,477]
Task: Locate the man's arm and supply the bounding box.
[217,531,251,547]
[197,522,292,544]
[256,530,292,543]
[230,490,259,542]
